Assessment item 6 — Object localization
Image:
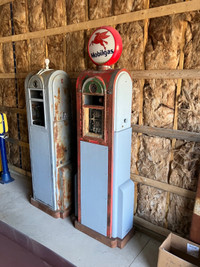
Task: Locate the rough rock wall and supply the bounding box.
[0,4,14,74]
[150,0,184,8]
[66,0,86,24]
[137,136,171,183]
[12,1,30,171]
[169,141,200,191]
[178,12,200,133]
[45,0,66,70]
[89,0,112,20]
[143,79,175,128]
[137,184,168,227]
[131,2,199,236]
[167,194,194,235]
[66,0,86,73]
[28,0,46,70]
[114,0,145,14]
[116,22,144,70]
[143,15,183,128]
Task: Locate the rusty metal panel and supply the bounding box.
[52,77,70,122]
[50,72,72,211]
[54,121,71,167]
[59,164,72,211]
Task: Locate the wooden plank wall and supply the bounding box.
[0,0,200,236]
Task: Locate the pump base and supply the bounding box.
[30,197,71,219]
[74,220,135,248]
[0,172,14,184]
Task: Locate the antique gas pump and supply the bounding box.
[25,59,72,218]
[75,27,134,248]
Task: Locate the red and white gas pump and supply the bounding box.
[75,26,134,248]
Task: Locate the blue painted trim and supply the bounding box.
[0,136,14,184]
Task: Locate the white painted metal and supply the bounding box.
[80,141,108,236]
[112,128,134,238]
[114,71,132,132]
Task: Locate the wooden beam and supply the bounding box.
[42,69,200,80]
[131,173,196,199]
[1,69,200,80]
[0,73,27,79]
[0,107,26,114]
[8,163,31,177]
[6,137,29,148]
[134,215,171,238]
[0,0,198,43]
[130,69,200,79]
[0,73,15,79]
[0,0,14,6]
[132,124,200,143]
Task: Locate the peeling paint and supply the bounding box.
[59,164,72,211]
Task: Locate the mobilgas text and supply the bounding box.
[91,49,114,58]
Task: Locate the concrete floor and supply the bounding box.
[0,171,161,267]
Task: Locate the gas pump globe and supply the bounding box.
[75,26,134,248]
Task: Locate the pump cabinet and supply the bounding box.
[25,67,72,218]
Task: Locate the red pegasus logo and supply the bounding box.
[90,31,110,50]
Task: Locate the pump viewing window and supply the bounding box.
[84,95,104,106]
[31,101,45,126]
[89,109,103,135]
[82,77,105,140]
[30,89,43,99]
[29,88,45,127]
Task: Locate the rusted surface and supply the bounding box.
[53,80,71,166]
[59,164,72,211]
[54,87,60,121]
[56,143,66,166]
[56,171,61,210]
[54,123,69,167]
[53,79,71,214]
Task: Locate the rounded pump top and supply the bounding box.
[88,26,122,67]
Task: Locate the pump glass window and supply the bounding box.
[31,101,45,126]
[29,89,45,127]
[89,109,103,135]
[82,78,105,140]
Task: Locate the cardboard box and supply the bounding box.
[157,233,200,267]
